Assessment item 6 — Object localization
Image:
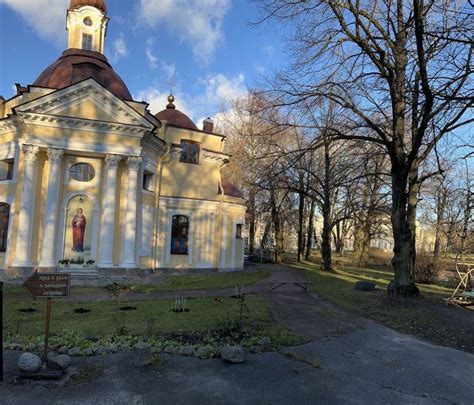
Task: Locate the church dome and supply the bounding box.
[69,0,107,13]
[32,49,132,100]
[155,95,198,131]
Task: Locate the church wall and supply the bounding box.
[160,160,221,201]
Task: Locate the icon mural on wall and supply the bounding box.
[64,195,93,263]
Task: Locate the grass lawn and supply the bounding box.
[290,259,474,354]
[4,291,304,352]
[130,269,270,293]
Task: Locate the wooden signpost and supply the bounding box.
[1,281,3,382]
[23,272,70,361]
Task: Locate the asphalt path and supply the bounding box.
[1,265,473,404]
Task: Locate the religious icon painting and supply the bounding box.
[64,194,93,264]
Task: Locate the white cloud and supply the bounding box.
[135,72,248,132]
[0,0,67,46]
[110,34,128,63]
[199,73,247,110]
[145,37,158,69]
[134,87,195,118]
[137,0,231,64]
[162,61,176,82]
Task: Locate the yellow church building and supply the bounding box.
[0,0,246,278]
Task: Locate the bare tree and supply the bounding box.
[255,0,473,296]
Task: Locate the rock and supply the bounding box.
[179,346,194,356]
[354,281,376,291]
[257,336,271,350]
[133,342,152,366]
[108,343,118,353]
[68,347,81,357]
[120,344,130,353]
[18,353,42,373]
[96,346,110,355]
[195,347,210,359]
[47,354,71,371]
[221,346,245,364]
[164,346,178,355]
[47,351,57,361]
[83,348,94,356]
[58,346,69,354]
[249,345,261,354]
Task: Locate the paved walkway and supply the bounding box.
[1,264,473,404]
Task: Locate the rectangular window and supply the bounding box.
[171,215,189,254]
[82,34,93,51]
[0,159,14,181]
[236,224,243,239]
[143,171,154,192]
[180,140,200,164]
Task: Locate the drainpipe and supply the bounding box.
[216,159,229,270]
[152,122,171,271]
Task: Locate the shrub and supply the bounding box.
[414,254,438,284]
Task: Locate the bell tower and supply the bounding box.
[66,0,109,54]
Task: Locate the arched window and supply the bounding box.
[0,203,10,253]
[171,215,189,254]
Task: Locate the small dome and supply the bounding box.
[33,49,132,100]
[154,95,198,131]
[69,0,107,13]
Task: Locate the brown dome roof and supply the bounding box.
[218,179,243,198]
[33,49,132,100]
[154,95,198,131]
[69,0,107,13]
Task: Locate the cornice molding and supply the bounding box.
[17,112,149,137]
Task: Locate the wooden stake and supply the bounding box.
[43,298,52,362]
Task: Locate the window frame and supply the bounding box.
[142,171,155,192]
[69,162,95,182]
[179,140,200,164]
[236,223,243,239]
[0,159,14,182]
[171,215,189,255]
[0,202,10,253]
[82,33,93,51]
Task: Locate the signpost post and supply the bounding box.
[23,273,70,361]
[1,281,3,383]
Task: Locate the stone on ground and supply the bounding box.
[133,342,152,366]
[68,347,81,357]
[257,336,271,349]
[354,281,376,291]
[221,346,245,364]
[179,346,194,356]
[58,346,69,354]
[18,353,42,373]
[195,347,210,359]
[47,354,71,371]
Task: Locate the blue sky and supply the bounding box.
[0,0,285,127]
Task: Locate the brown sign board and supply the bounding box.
[23,273,70,299]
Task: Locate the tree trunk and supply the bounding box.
[305,199,315,260]
[270,188,283,263]
[248,188,256,254]
[433,189,447,262]
[389,166,420,296]
[297,191,305,261]
[321,138,332,271]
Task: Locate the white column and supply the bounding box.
[120,156,141,267]
[39,148,64,267]
[12,145,40,267]
[97,154,121,268]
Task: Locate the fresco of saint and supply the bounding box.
[71,208,86,252]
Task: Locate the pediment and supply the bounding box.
[14,78,154,130]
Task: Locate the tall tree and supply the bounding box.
[256,0,473,296]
